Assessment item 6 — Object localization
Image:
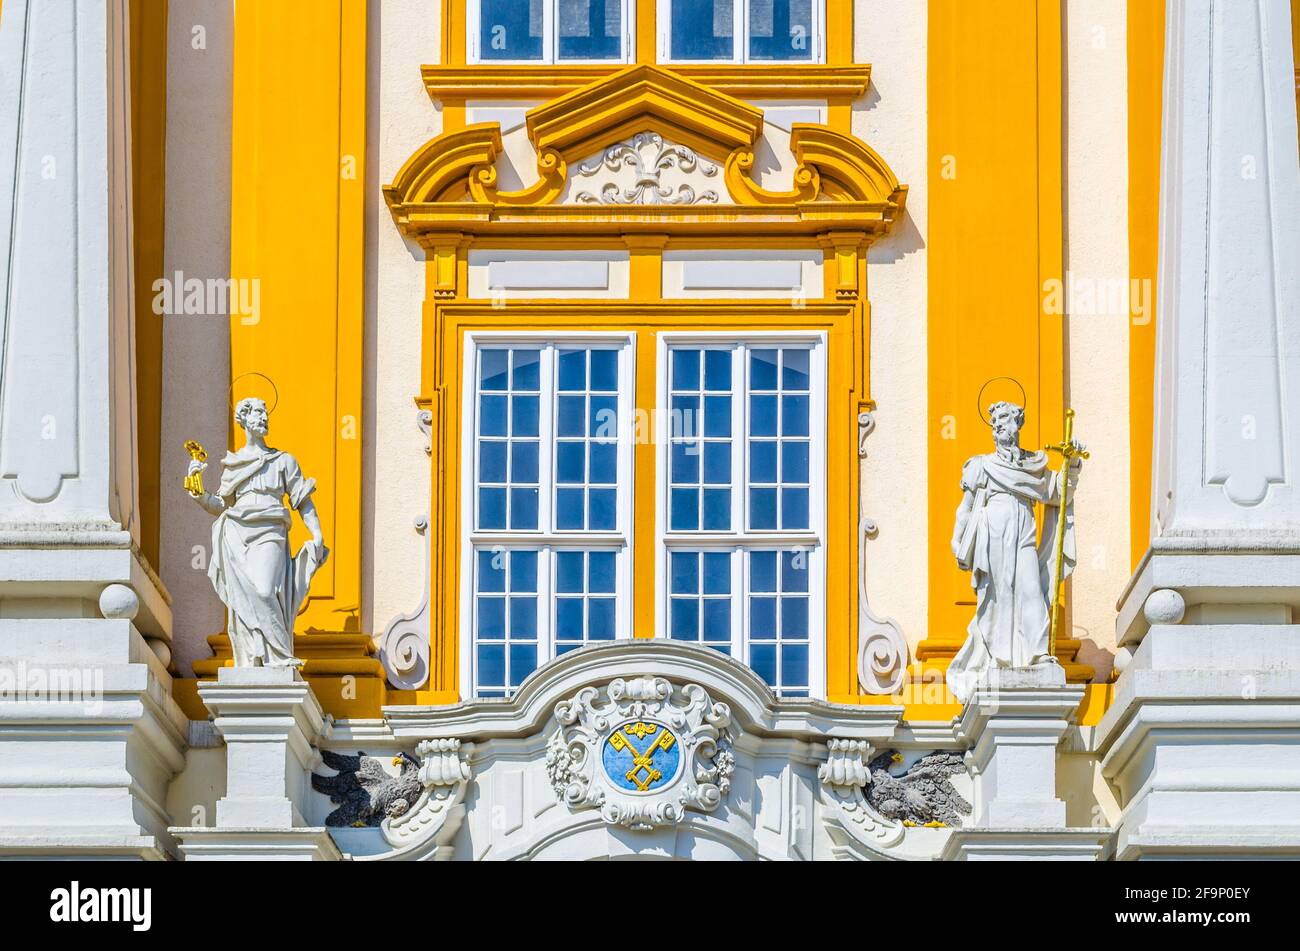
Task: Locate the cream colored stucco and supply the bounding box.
[363,0,445,638]
[1064,0,1130,677]
[159,0,236,679]
[855,0,930,652]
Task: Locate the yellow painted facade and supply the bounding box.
[160,0,1203,729]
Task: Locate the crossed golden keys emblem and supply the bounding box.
[608,722,678,792]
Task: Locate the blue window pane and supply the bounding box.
[703,552,731,594]
[556,488,585,530]
[782,395,809,437]
[479,488,507,529]
[781,441,809,482]
[557,551,585,592]
[672,442,700,483]
[672,348,701,390]
[478,551,505,592]
[750,441,777,483]
[703,600,730,641]
[702,488,731,530]
[555,644,582,656]
[589,396,617,437]
[704,395,731,437]
[509,644,537,686]
[672,395,700,438]
[479,0,543,61]
[749,0,815,62]
[782,488,809,529]
[751,551,778,591]
[480,395,508,436]
[670,599,699,639]
[671,551,699,594]
[704,349,731,390]
[670,0,734,60]
[509,596,537,637]
[509,488,538,530]
[513,350,540,390]
[480,349,509,390]
[588,598,616,639]
[750,643,777,685]
[781,550,809,592]
[703,441,730,484]
[589,442,617,483]
[671,489,700,530]
[511,441,539,483]
[480,441,507,483]
[590,349,618,390]
[782,348,810,389]
[512,550,538,592]
[558,349,586,391]
[477,644,506,686]
[589,489,617,530]
[559,0,623,60]
[556,598,584,639]
[750,488,778,529]
[477,597,505,638]
[556,442,585,484]
[558,396,585,437]
[781,644,810,686]
[589,551,616,592]
[750,349,779,390]
[781,598,809,638]
[750,395,778,436]
[751,597,778,638]
[512,395,539,437]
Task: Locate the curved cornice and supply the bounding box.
[382,640,905,742]
[382,123,502,208]
[790,125,908,206]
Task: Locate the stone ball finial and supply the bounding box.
[99,583,140,621]
[1143,588,1186,625]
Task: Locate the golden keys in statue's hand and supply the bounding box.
[183,440,208,497]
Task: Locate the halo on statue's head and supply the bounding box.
[977,376,1027,426]
[228,372,279,415]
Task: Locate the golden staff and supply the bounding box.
[183,440,207,497]
[1045,409,1089,659]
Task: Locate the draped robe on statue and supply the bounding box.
[208,447,322,667]
[946,447,1076,703]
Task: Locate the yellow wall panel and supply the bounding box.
[924,0,1065,663]
[229,0,367,634]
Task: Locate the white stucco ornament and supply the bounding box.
[546,676,734,830]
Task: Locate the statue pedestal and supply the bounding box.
[170,667,339,860]
[942,666,1108,860]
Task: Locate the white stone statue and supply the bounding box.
[947,401,1083,703]
[187,398,329,668]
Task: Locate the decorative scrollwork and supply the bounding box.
[574,132,720,206]
[857,411,910,695]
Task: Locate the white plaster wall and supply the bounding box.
[1064,0,1129,677]
[855,0,929,651]
[363,0,444,638]
[159,0,235,680]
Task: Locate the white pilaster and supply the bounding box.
[171,668,339,861]
[0,0,186,859]
[1103,0,1300,859]
[942,667,1108,860]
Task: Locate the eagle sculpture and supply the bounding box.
[865,750,971,828]
[312,749,424,828]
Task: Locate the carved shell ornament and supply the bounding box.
[545,676,734,830]
[574,132,720,206]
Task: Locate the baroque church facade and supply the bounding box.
[0,0,1298,860]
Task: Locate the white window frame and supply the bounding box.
[657,0,825,65]
[468,0,636,65]
[654,331,827,698]
[461,333,636,698]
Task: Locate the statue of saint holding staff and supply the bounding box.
[947,398,1086,703]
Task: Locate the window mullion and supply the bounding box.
[733,343,746,536]
[540,344,556,534]
[735,0,746,64]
